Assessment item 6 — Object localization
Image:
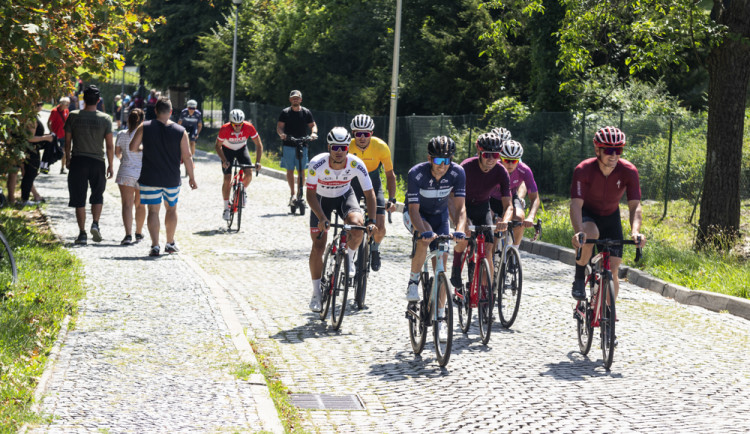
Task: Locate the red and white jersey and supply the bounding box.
[306,153,373,198]
[217,121,258,151]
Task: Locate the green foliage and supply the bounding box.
[0,0,155,168]
[483,95,531,124]
[0,208,84,431]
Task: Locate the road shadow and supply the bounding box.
[259,213,294,218]
[194,229,227,237]
[367,350,451,379]
[269,316,354,343]
[541,351,624,381]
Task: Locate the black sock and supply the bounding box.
[452,251,463,273]
[575,264,585,280]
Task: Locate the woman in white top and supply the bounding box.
[115,108,146,245]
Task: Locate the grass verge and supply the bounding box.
[0,206,84,432]
[535,196,750,299]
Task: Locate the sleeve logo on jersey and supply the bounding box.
[312,160,326,170]
[309,169,315,176]
[350,160,357,168]
[324,169,330,175]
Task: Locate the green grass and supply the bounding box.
[0,207,84,432]
[536,196,750,299]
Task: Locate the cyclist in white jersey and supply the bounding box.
[307,127,376,312]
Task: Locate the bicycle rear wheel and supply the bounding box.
[456,250,472,334]
[497,247,522,329]
[0,231,17,286]
[575,299,593,355]
[319,244,335,321]
[330,254,349,330]
[433,272,453,367]
[354,235,370,310]
[235,184,244,231]
[407,272,430,355]
[601,277,616,370]
[477,258,493,345]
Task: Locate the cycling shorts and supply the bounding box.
[490,194,524,218]
[466,201,495,244]
[582,207,624,258]
[310,187,362,233]
[403,208,450,251]
[222,146,252,175]
[351,170,385,216]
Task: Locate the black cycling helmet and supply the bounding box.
[476,132,503,152]
[427,136,456,158]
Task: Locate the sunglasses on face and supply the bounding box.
[601,147,623,156]
[231,122,242,127]
[432,157,451,165]
[482,151,501,159]
[354,131,372,138]
[501,158,519,164]
[330,145,348,152]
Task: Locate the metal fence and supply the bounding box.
[208,101,750,209]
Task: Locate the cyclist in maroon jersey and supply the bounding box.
[570,126,647,301]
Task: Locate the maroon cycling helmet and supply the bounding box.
[593,126,626,147]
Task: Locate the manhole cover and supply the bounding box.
[290,393,365,410]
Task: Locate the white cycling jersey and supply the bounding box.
[306,152,373,198]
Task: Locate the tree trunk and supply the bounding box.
[697,2,750,250]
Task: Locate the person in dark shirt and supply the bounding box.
[276,90,318,206]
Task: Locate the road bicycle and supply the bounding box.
[453,225,494,345]
[288,136,312,215]
[405,233,454,367]
[574,235,642,370]
[493,219,542,329]
[353,203,392,310]
[226,161,258,232]
[319,212,368,330]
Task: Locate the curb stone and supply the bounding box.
[519,238,750,320]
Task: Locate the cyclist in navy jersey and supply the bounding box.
[570,126,646,303]
[178,99,203,165]
[404,136,467,340]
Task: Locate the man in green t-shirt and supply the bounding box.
[64,85,114,245]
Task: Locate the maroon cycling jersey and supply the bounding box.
[570,157,641,216]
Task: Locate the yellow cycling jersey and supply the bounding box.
[348,136,394,173]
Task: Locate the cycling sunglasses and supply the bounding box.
[501,158,519,164]
[354,131,372,138]
[432,157,451,165]
[482,151,501,159]
[330,145,348,152]
[601,146,623,156]
[230,122,243,127]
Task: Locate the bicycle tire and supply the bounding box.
[354,235,369,310]
[0,231,18,285]
[299,201,306,216]
[330,254,349,330]
[235,184,244,232]
[319,244,335,321]
[576,299,593,355]
[433,272,453,367]
[601,277,616,370]
[497,247,522,329]
[457,250,472,334]
[408,272,429,355]
[477,258,493,345]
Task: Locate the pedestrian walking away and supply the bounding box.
[63,84,114,245]
[129,96,198,257]
[115,108,146,245]
[277,89,318,208]
[47,96,70,174]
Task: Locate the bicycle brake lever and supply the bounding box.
[575,233,584,261]
[634,235,643,263]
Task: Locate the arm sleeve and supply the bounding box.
[453,167,466,197]
[570,166,586,199]
[380,140,394,172]
[247,124,259,139]
[523,165,538,193]
[217,125,229,141]
[626,167,642,201]
[406,168,420,205]
[497,168,511,197]
[306,159,319,190]
[355,161,374,191]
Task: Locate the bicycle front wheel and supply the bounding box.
[601,277,616,370]
[319,244,335,321]
[354,235,369,310]
[456,251,472,334]
[477,258,493,345]
[497,247,522,329]
[576,299,593,355]
[0,231,17,286]
[330,254,349,330]
[235,184,244,231]
[407,272,429,355]
[433,272,453,367]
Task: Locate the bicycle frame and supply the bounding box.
[584,251,611,328]
[461,226,492,308]
[421,237,452,324]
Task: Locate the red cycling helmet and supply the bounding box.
[593,126,626,147]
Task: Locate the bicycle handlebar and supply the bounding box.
[316,221,373,239]
[231,162,259,176]
[575,235,643,262]
[289,136,313,145]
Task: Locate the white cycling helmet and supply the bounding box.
[326,126,351,145]
[187,99,197,108]
[491,127,512,142]
[350,114,375,131]
[499,140,524,159]
[229,109,245,124]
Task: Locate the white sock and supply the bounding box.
[312,279,321,295]
[438,308,445,318]
[410,271,420,282]
[223,200,229,209]
[347,247,357,265]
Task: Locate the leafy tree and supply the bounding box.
[128,0,230,101]
[0,0,154,169]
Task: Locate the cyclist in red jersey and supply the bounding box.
[215,109,263,221]
[570,126,646,302]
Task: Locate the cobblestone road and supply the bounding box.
[29,146,750,433]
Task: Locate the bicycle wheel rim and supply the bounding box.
[498,248,522,329]
[478,259,493,345]
[0,232,17,286]
[320,245,334,320]
[601,278,616,369]
[576,300,593,355]
[433,272,453,367]
[331,254,348,330]
[236,186,243,231]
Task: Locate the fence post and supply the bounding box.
[440,113,444,136]
[468,114,474,159]
[660,116,674,221]
[619,111,624,130]
[580,110,586,160]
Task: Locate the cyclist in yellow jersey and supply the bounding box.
[348,114,397,271]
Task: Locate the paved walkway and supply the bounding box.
[27,141,750,433]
